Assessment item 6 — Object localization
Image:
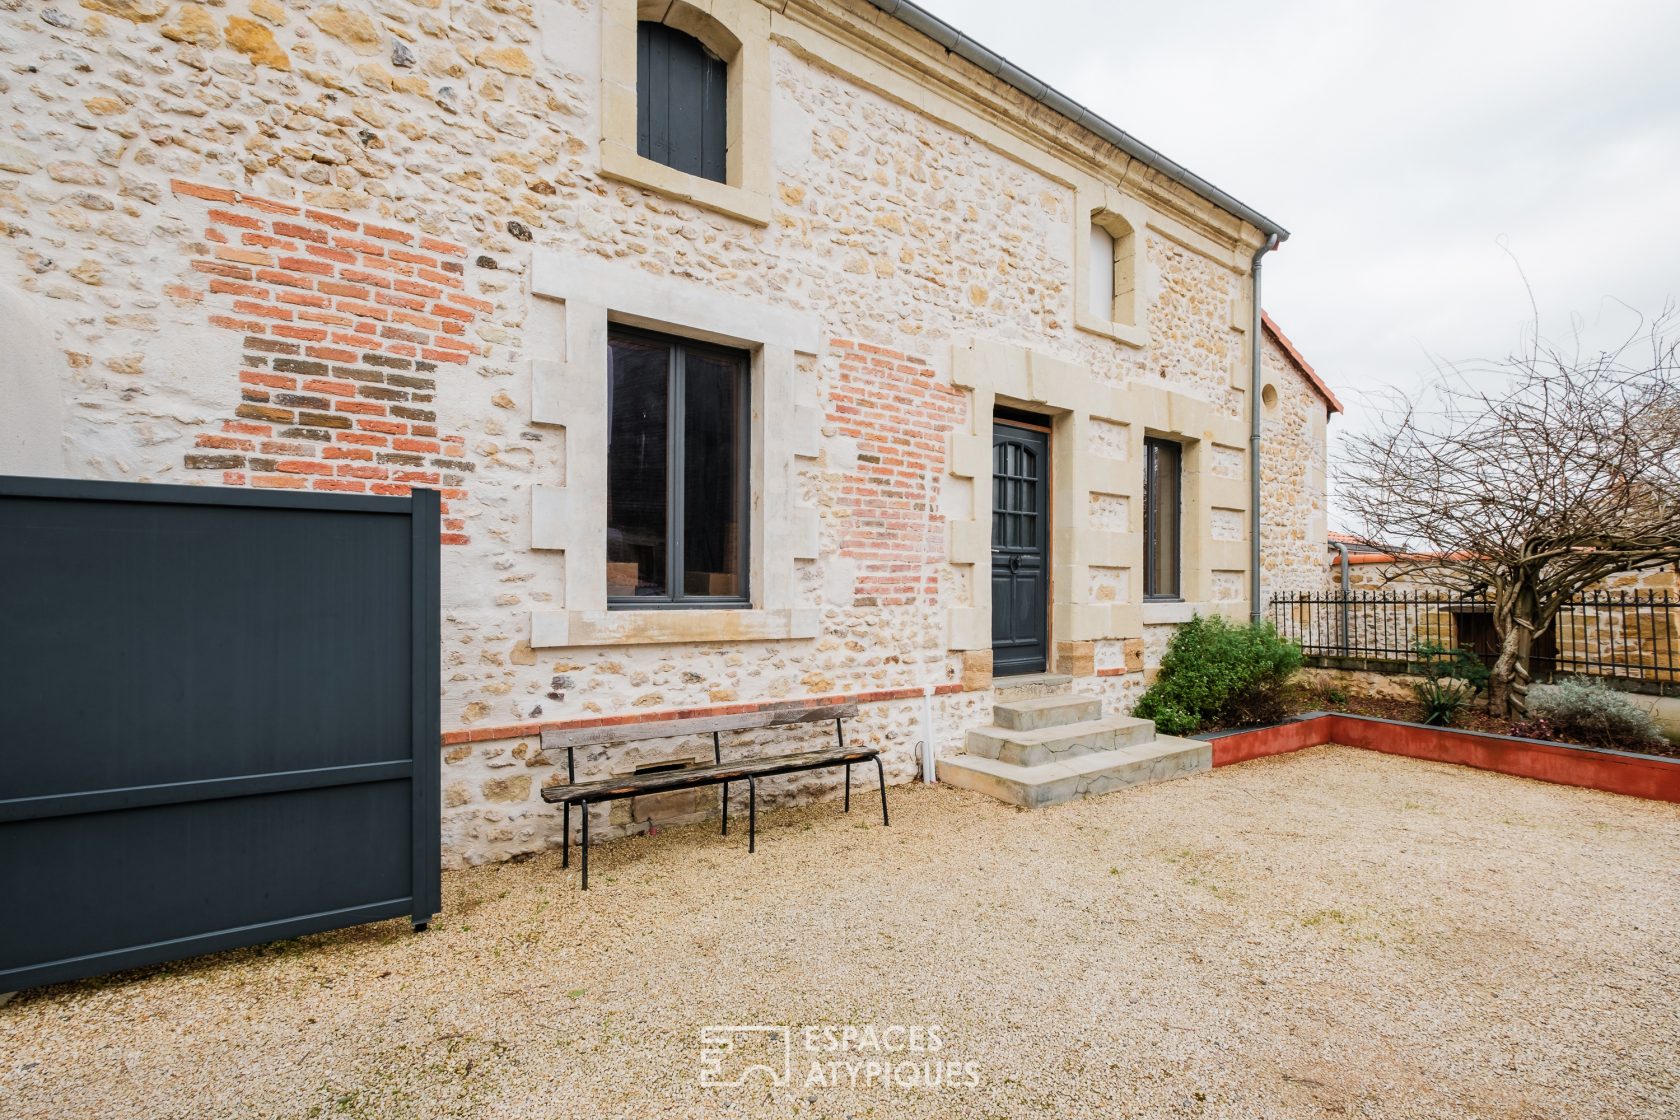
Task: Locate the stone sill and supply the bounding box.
[531,607,819,648]
[599,143,770,226]
[1073,309,1147,349]
[1140,599,1194,625]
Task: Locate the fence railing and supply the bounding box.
[1551,591,1680,688]
[1268,589,1680,695]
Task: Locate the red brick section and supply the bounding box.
[1206,714,1680,803]
[439,683,965,745]
[827,340,963,608]
[170,181,477,545]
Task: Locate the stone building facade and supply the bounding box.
[1258,313,1339,597]
[1,0,1335,864]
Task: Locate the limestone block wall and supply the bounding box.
[0,0,1306,865]
[1258,329,1330,599]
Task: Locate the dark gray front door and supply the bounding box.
[992,421,1049,675]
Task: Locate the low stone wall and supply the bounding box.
[1625,694,1680,742]
[1297,665,1422,702]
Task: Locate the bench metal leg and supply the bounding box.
[580,799,590,890]
[561,801,570,868]
[844,763,851,812]
[748,777,757,854]
[874,756,889,827]
[721,780,729,835]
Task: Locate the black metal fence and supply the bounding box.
[1552,591,1680,688]
[1,477,440,991]
[1269,588,1680,694]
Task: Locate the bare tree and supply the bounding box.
[1339,308,1680,717]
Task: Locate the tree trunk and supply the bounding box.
[1487,626,1530,718]
[1487,585,1540,719]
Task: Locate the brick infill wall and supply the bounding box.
[168,180,479,544]
[828,340,963,608]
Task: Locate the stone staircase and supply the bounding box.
[936,674,1210,808]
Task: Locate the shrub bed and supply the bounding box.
[1513,678,1669,753]
[1286,679,1678,758]
[1133,616,1302,736]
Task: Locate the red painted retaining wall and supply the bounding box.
[1206,713,1680,805]
[1207,716,1333,767]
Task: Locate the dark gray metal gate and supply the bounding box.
[0,477,440,991]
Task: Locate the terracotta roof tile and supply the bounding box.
[1262,311,1343,416]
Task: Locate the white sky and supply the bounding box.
[921,0,1680,495]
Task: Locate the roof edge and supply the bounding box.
[858,0,1289,241]
[1261,311,1343,416]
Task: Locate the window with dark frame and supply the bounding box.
[1143,437,1182,600]
[607,328,749,608]
[636,21,728,184]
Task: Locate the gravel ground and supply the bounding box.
[5,745,1679,1119]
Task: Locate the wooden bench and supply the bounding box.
[540,702,886,888]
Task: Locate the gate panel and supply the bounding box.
[0,478,441,990]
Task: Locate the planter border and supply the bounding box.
[1197,712,1680,805]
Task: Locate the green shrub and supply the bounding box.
[1525,677,1667,751]
[1411,641,1490,726]
[1132,615,1303,735]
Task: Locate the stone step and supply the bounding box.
[965,715,1155,767]
[993,694,1102,731]
[992,672,1072,702]
[936,735,1211,809]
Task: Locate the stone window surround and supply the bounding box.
[1072,188,1150,349]
[528,249,822,648]
[945,339,1251,654]
[599,0,773,226]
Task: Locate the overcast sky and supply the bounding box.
[923,0,1680,476]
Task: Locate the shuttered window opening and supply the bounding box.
[637,21,728,184]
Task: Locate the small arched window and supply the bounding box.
[637,21,728,184]
[1088,210,1138,326]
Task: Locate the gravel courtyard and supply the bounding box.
[4,745,1678,1119]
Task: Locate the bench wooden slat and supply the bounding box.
[540,702,859,752]
[541,745,881,804]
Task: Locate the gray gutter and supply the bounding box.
[1330,541,1351,653]
[859,0,1290,241]
[1248,233,1278,621]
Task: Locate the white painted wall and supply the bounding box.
[0,285,67,478]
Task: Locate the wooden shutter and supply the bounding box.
[636,21,728,185]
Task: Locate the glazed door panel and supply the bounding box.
[991,423,1049,676]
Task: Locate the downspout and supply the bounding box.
[1330,541,1351,654]
[1248,233,1279,623]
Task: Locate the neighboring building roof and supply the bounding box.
[1325,534,1477,565]
[1327,531,1384,553]
[858,0,1288,241]
[1262,312,1343,416]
